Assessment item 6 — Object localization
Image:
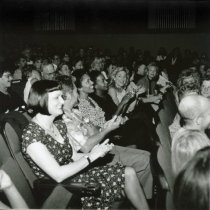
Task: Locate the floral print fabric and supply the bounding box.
[78,97,106,128]
[22,120,125,209]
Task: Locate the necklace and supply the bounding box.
[45,124,59,138]
[33,117,59,138]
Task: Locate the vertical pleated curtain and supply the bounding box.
[34,7,75,32]
[148,2,196,30]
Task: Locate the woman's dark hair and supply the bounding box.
[55,75,74,90]
[134,61,146,73]
[57,62,71,72]
[0,62,14,77]
[22,64,37,80]
[72,57,83,67]
[28,80,61,115]
[89,70,102,84]
[173,146,210,210]
[72,70,88,89]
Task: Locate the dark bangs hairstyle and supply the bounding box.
[28,80,61,115]
[55,75,74,90]
[0,62,14,77]
[89,70,102,84]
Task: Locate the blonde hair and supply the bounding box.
[171,129,210,176]
[109,66,129,88]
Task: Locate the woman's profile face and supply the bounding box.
[137,64,146,76]
[48,90,64,116]
[80,74,94,94]
[115,70,127,88]
[95,74,108,91]
[75,60,83,70]
[60,64,71,76]
[92,58,102,71]
[107,64,117,77]
[34,59,42,69]
[63,54,70,62]
[147,66,157,80]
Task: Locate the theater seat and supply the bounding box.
[156,123,171,151]
[0,133,72,208]
[150,143,175,210]
[1,111,102,208]
[157,144,175,210]
[1,112,36,187]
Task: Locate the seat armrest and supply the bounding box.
[34,178,101,197]
[156,173,169,190]
[41,185,73,209]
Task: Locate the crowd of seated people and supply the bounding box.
[0,45,210,209]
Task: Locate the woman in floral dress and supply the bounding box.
[22,80,149,209]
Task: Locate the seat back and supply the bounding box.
[165,91,177,121]
[0,134,36,208]
[158,108,172,127]
[1,120,73,209]
[1,112,37,187]
[162,91,178,126]
[4,122,37,187]
[156,123,171,151]
[157,144,175,210]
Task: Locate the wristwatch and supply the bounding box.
[84,155,91,165]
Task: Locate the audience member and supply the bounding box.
[13,57,27,80]
[133,62,147,85]
[173,95,210,141]
[57,62,71,77]
[169,74,200,139]
[201,77,210,99]
[72,59,84,72]
[1,44,210,209]
[90,71,133,120]
[89,71,157,151]
[41,63,56,80]
[108,67,130,106]
[173,146,210,210]
[51,54,61,71]
[0,62,25,115]
[171,129,210,176]
[33,57,42,72]
[23,66,41,104]
[22,80,149,209]
[58,75,153,199]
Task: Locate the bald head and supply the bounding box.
[179,95,210,129]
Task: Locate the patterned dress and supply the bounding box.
[78,97,106,128]
[22,120,125,209]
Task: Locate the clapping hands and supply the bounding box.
[103,115,123,131]
[89,139,114,161]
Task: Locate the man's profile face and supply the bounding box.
[42,64,55,80]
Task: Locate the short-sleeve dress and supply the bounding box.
[22,120,125,209]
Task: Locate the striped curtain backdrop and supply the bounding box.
[34,7,75,32]
[148,2,196,30]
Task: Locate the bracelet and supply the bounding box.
[84,155,91,165]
